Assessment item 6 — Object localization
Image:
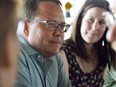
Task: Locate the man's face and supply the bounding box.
[25,1,65,58]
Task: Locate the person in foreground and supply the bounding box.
[14,0,71,87]
[103,1,116,86]
[0,0,19,87]
[60,0,115,87]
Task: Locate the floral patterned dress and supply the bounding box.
[63,44,106,87]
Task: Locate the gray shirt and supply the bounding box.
[14,37,71,87]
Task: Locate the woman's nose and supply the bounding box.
[92,22,99,31]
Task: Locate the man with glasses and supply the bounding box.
[14,0,71,87]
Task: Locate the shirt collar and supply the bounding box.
[18,36,38,56]
[18,35,55,61]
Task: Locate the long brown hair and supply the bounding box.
[64,0,114,66]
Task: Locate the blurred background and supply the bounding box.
[17,0,116,40]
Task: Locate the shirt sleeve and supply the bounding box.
[14,56,31,87]
[57,55,72,87]
[103,67,116,87]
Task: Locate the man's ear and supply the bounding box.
[23,20,30,37]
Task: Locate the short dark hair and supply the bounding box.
[20,0,62,20]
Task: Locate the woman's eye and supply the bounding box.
[99,20,105,25]
[88,18,94,23]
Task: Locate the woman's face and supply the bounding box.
[80,7,107,44]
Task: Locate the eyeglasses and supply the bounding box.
[28,20,70,32]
